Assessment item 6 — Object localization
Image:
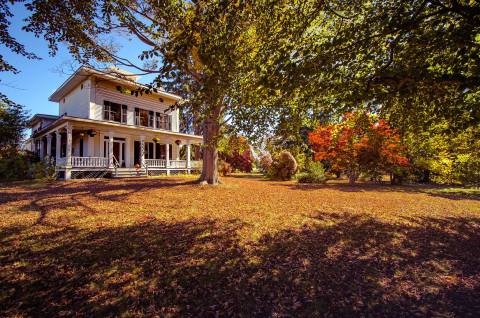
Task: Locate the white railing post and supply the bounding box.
[165,143,170,175]
[186,143,191,173]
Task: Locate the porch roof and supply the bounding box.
[32,115,203,144]
[27,114,59,127]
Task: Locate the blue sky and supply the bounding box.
[0,3,155,118]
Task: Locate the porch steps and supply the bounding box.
[113,168,147,178]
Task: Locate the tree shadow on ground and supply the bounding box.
[1,213,479,317]
[1,178,201,226]
[283,182,480,201]
[0,178,197,206]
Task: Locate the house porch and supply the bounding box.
[33,120,202,179]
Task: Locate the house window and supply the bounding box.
[155,112,161,129]
[148,111,154,128]
[134,108,150,127]
[134,108,140,125]
[122,105,128,123]
[155,112,171,130]
[140,109,149,126]
[103,101,127,123]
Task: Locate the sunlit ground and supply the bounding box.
[1,175,479,316]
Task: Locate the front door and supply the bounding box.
[134,141,140,166]
[112,141,126,167]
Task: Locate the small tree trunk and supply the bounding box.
[348,170,358,185]
[422,169,430,183]
[199,117,220,185]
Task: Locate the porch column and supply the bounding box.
[46,134,52,159]
[39,138,45,160]
[140,136,145,167]
[165,143,170,175]
[65,124,72,180]
[125,136,131,167]
[186,143,191,173]
[55,130,61,162]
[108,132,114,168]
[88,135,95,157]
[173,143,180,160]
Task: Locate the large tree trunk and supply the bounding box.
[193,120,202,160]
[199,117,220,185]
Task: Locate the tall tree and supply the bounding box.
[20,0,266,184]
[309,112,408,184]
[7,0,480,185]
[0,93,28,153]
[251,0,480,151]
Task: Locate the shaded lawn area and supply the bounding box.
[1,176,479,317]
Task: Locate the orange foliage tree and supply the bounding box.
[308,112,408,184]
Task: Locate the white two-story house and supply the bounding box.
[27,66,202,179]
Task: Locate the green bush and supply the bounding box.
[267,150,298,180]
[31,160,56,180]
[298,161,327,184]
[0,154,30,180]
[0,151,56,181]
[455,153,480,186]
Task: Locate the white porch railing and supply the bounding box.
[57,157,202,169]
[144,159,166,168]
[143,159,202,169]
[169,160,187,168]
[71,156,109,168]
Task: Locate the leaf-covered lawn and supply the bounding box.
[1,175,479,317]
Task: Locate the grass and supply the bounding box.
[425,186,480,198]
[1,175,479,317]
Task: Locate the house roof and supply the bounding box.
[27,114,60,127]
[48,66,183,103]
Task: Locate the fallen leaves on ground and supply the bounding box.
[0,175,479,317]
